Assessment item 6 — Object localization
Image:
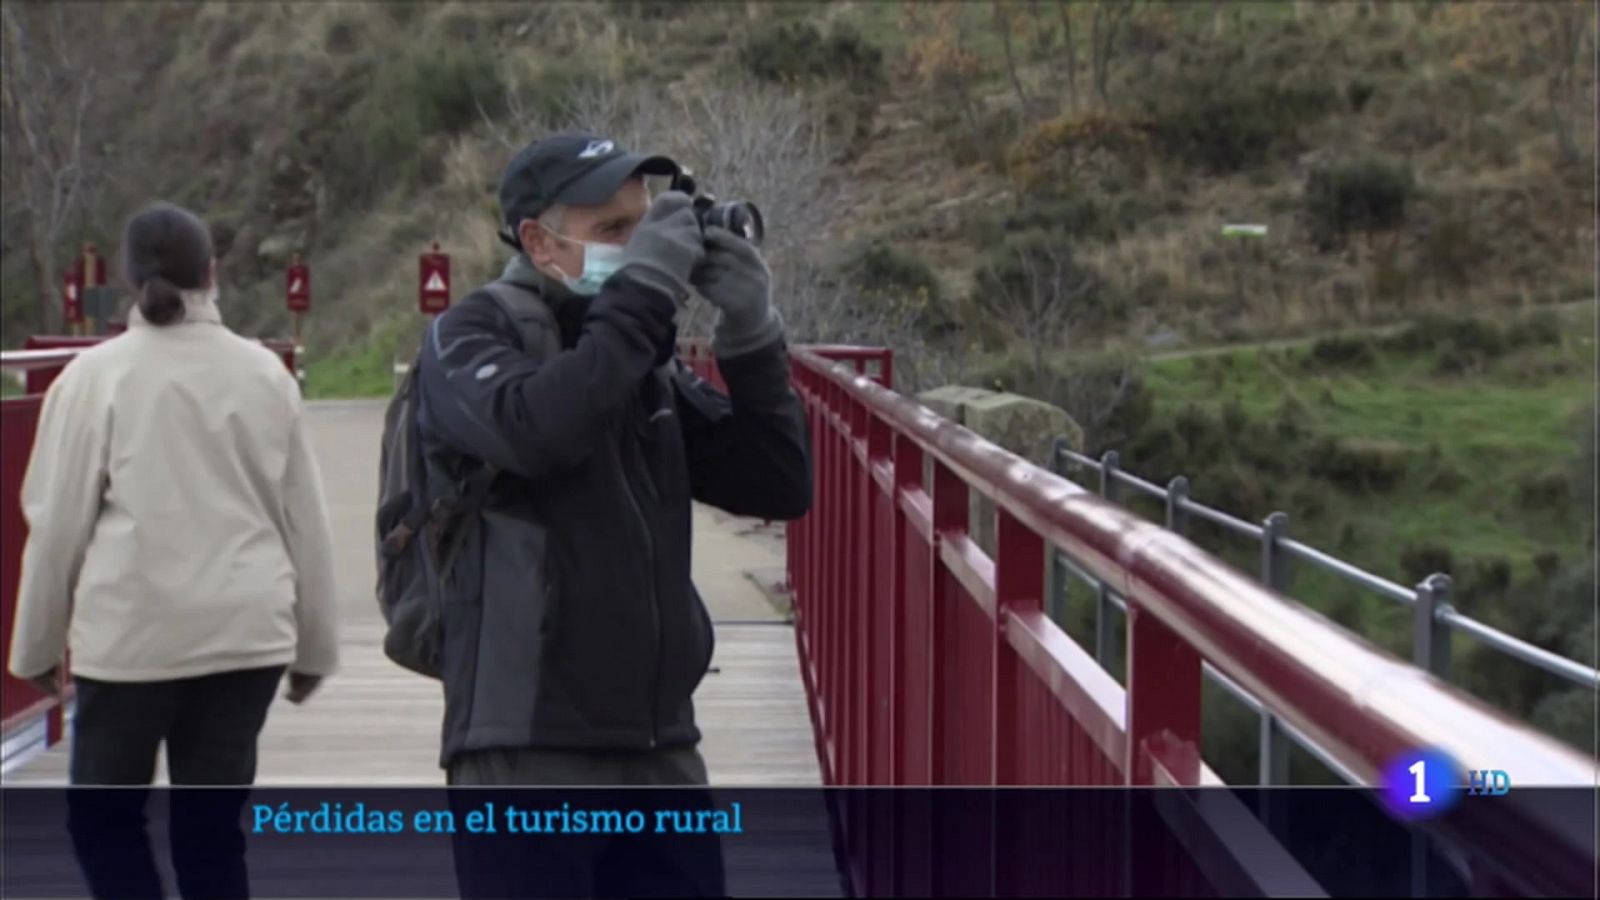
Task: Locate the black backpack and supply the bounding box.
[375,280,559,678]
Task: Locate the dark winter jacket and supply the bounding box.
[415,256,811,767]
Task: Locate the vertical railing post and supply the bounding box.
[1408,573,1451,900]
[1094,452,1120,667]
[1414,573,1454,679]
[994,509,1044,786]
[1046,438,1069,629]
[1126,603,1202,785]
[929,458,969,785]
[1260,511,1292,593]
[1165,476,1190,534]
[890,431,920,787]
[1258,511,1293,821]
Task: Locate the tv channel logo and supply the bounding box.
[1381,748,1465,821]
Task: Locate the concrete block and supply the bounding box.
[916,385,995,426]
[913,385,1086,559]
[962,392,1084,468]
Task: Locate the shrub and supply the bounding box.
[1220,400,1249,435]
[1006,110,1152,189]
[1434,339,1506,376]
[1346,79,1377,113]
[971,229,1125,337]
[1172,404,1229,469]
[1384,313,1509,374]
[1573,405,1596,516]
[1305,158,1415,248]
[410,47,505,135]
[845,242,942,305]
[1424,461,1467,492]
[739,20,883,89]
[1515,469,1570,512]
[1506,310,1564,348]
[1417,209,1487,290]
[1462,556,1514,596]
[324,17,359,55]
[325,42,505,205]
[1198,465,1268,520]
[606,0,687,19]
[945,105,1023,170]
[976,194,1115,246]
[1399,542,1454,582]
[1307,436,1408,494]
[1290,483,1329,519]
[1126,426,1183,475]
[1144,72,1333,174]
[1308,335,1377,370]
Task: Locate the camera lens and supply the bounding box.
[704,201,764,246]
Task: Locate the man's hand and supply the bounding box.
[616,192,706,306]
[26,667,61,698]
[284,672,323,705]
[694,226,783,358]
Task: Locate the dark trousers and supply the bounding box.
[447,746,728,898]
[66,665,285,900]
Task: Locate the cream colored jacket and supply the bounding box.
[6,291,339,682]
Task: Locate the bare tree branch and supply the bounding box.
[1,2,102,332]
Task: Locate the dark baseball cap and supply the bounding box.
[497,131,679,244]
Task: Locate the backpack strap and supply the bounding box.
[424,280,558,577]
[481,279,561,358]
[435,464,499,577]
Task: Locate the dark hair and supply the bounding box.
[121,202,214,327]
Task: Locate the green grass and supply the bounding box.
[303,338,404,400]
[1141,303,1595,593]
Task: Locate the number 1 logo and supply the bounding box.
[1384,748,1462,820]
[1408,760,1430,804]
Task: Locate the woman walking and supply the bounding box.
[7,202,340,898]
[7,201,339,785]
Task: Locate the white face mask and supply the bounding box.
[546,228,625,296]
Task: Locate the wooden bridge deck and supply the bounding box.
[5,400,821,787]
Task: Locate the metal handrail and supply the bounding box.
[1052,442,1598,790]
[0,348,86,371]
[1054,444,1598,689]
[3,339,305,393]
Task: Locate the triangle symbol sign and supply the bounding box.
[425,272,447,293]
[289,277,304,294]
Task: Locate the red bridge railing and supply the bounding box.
[776,344,1593,896]
[1,336,298,761]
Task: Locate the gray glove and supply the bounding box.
[695,226,784,358]
[616,192,705,305]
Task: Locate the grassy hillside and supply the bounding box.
[1140,303,1594,580]
[3,2,1593,376]
[1061,302,1596,776]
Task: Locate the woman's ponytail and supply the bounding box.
[138,275,186,326]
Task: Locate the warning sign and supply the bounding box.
[62,270,83,325]
[419,246,451,315]
[286,261,311,313]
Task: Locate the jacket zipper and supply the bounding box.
[615,426,661,749]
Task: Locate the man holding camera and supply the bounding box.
[414,131,811,794]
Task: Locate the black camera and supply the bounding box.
[670,171,764,247]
